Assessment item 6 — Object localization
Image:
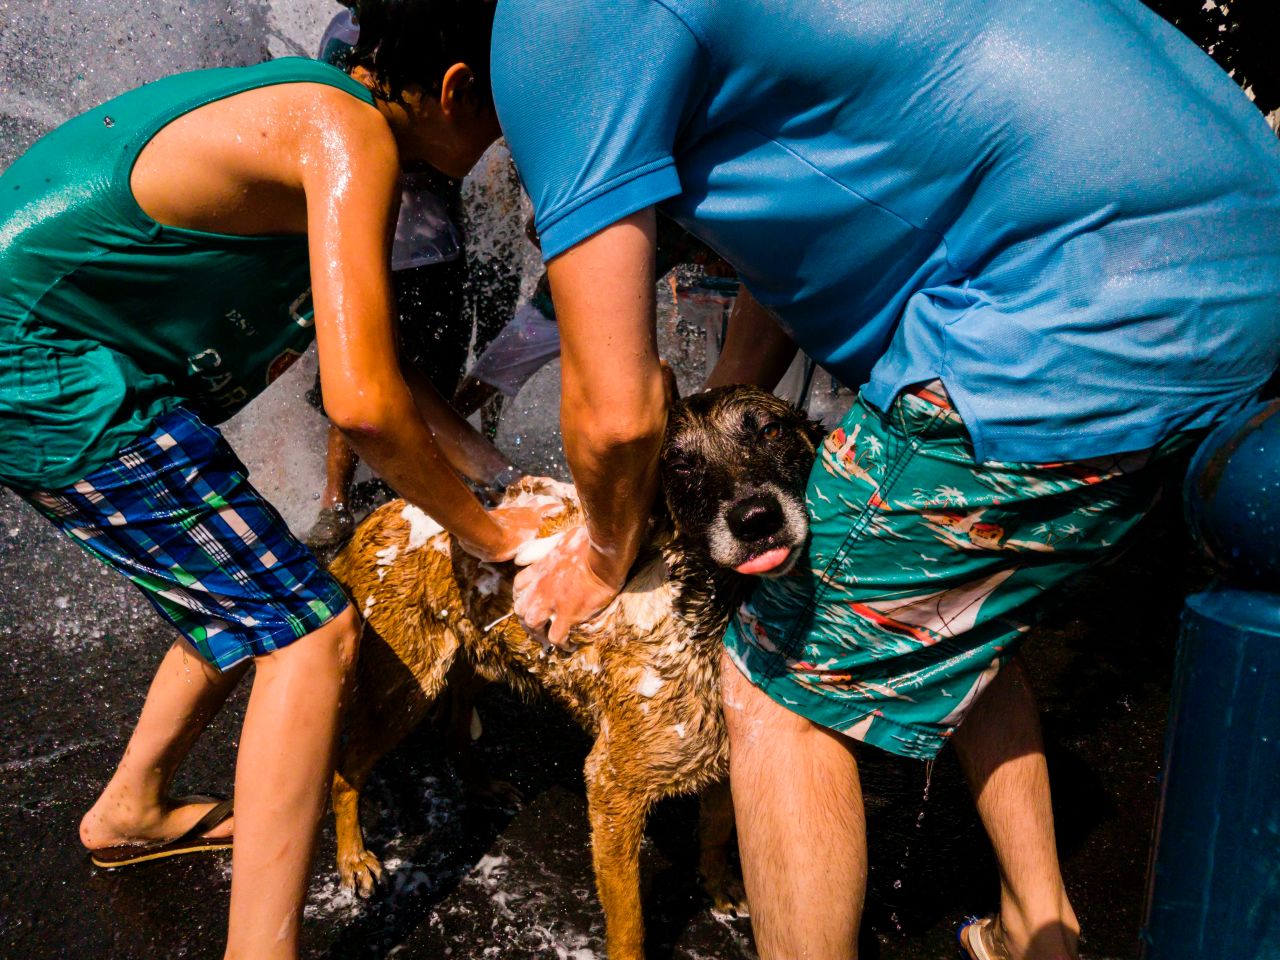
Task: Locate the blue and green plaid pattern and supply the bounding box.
[23,407,349,670]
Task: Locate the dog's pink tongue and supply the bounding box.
[734,547,792,575]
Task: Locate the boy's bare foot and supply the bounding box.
[80,793,235,851]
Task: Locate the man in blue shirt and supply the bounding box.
[487,1,1280,957]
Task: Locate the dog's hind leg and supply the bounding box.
[698,778,748,918]
[331,622,458,896]
[584,745,650,960]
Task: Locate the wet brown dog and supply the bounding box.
[327,385,824,960]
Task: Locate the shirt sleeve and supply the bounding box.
[491,0,706,260]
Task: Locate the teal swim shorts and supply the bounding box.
[723,382,1191,760]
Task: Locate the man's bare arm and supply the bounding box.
[513,209,664,646]
[554,209,664,584]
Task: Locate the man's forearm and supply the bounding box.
[548,208,666,588]
[561,366,666,586]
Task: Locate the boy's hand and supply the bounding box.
[457,503,561,563]
[512,526,623,649]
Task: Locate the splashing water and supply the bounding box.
[887,759,936,934]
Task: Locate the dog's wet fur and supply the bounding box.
[327,385,823,960]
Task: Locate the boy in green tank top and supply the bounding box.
[0,1,544,955]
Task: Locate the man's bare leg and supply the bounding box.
[80,638,247,851]
[722,650,866,960]
[223,606,360,960]
[952,656,1080,960]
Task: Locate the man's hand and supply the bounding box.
[512,526,623,649]
[457,502,561,564]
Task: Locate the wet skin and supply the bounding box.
[129,62,542,560]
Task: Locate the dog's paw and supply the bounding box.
[337,848,385,899]
[705,874,750,919]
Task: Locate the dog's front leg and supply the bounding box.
[584,744,649,960]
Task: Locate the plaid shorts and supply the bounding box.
[724,382,1191,760]
[22,407,350,670]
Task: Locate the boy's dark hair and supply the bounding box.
[341,0,497,105]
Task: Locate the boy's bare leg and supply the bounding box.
[80,638,247,850]
[952,657,1080,960]
[224,606,360,960]
[722,650,866,960]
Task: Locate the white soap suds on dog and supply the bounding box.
[474,565,503,597]
[375,544,399,566]
[503,491,568,514]
[513,529,566,567]
[636,669,664,698]
[674,723,687,739]
[363,595,376,616]
[400,504,444,551]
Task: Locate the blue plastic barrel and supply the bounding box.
[1142,400,1280,959]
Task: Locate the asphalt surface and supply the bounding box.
[0,2,1270,958]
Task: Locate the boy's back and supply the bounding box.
[0,59,373,489]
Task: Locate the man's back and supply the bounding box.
[495,0,1280,461]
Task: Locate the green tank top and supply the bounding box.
[0,58,376,490]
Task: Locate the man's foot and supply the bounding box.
[80,793,235,853]
[958,913,1079,960]
[305,504,355,562]
[959,916,1011,960]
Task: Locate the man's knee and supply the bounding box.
[720,648,821,746]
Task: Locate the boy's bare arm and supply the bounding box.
[299,95,540,559]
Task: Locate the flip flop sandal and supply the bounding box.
[90,795,233,869]
[958,915,1012,960]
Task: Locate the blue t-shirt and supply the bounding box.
[492,0,1280,463]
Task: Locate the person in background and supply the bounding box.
[453,215,737,417]
[304,5,519,557]
[0,1,551,956]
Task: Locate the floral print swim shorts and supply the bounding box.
[723,381,1191,760]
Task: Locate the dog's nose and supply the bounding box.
[727,496,785,541]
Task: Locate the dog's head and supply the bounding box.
[660,385,825,577]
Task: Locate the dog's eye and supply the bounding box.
[666,457,694,476]
[758,421,783,441]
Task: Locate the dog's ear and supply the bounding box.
[660,360,680,407]
[805,416,827,448]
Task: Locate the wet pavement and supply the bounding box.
[0,2,1269,958]
[0,482,1201,959]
